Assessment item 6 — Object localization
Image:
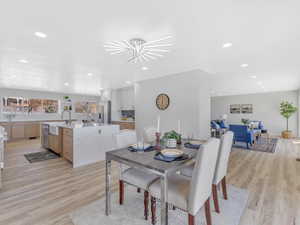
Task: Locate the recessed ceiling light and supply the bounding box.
[141,66,148,71]
[249,75,257,79]
[257,81,263,86]
[64,82,69,86]
[19,59,28,64]
[87,73,93,76]
[34,32,47,38]
[125,81,132,84]
[222,43,232,48]
[240,64,249,68]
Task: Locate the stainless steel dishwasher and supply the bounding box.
[41,124,50,149]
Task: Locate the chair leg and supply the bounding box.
[144,191,149,220]
[221,176,228,200]
[212,184,220,213]
[188,214,195,225]
[137,188,141,193]
[119,180,124,205]
[151,196,157,225]
[204,198,212,225]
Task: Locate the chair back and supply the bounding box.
[211,121,220,129]
[219,120,229,129]
[143,127,157,144]
[115,130,137,149]
[188,138,220,215]
[213,131,234,184]
[229,124,248,139]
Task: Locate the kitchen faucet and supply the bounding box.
[61,109,72,125]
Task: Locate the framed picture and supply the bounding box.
[241,104,253,114]
[230,104,241,114]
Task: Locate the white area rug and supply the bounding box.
[71,185,249,225]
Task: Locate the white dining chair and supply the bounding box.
[180,131,234,213]
[143,127,157,144]
[149,138,220,225]
[114,130,159,220]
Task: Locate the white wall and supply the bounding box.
[211,91,299,136]
[0,88,100,122]
[135,69,211,140]
[298,89,300,137]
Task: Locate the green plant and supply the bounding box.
[280,101,298,131]
[241,118,250,125]
[163,130,181,140]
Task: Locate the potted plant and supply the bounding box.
[163,130,181,148]
[241,118,250,126]
[280,101,298,139]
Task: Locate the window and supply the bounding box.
[1,97,59,114]
[74,101,99,113]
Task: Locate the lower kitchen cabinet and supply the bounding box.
[48,134,62,154]
[112,121,135,130]
[11,124,25,139]
[0,122,41,141]
[62,128,73,162]
[25,124,40,138]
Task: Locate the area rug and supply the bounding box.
[233,137,278,153]
[71,185,249,225]
[24,150,60,163]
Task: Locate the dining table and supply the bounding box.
[105,142,200,225]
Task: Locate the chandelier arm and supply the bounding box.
[143,36,172,45]
[146,52,164,57]
[144,49,170,52]
[143,53,156,60]
[143,44,173,48]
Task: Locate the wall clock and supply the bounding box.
[156,93,170,110]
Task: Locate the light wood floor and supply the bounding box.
[0,138,299,225]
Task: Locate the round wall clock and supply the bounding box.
[156,93,170,110]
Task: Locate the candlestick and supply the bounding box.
[157,116,160,132]
[177,120,181,134]
[155,132,161,150]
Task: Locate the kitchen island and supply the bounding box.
[42,122,120,168]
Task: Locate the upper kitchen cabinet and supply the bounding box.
[119,87,135,110]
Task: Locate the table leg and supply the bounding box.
[105,160,111,216]
[160,175,168,225]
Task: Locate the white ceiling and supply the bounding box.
[0,0,300,96]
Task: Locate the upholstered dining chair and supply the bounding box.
[143,127,157,144]
[115,130,159,220]
[149,138,220,225]
[181,131,234,214]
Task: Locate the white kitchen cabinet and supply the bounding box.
[119,87,135,110]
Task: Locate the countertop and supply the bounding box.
[112,120,135,123]
[44,122,119,129]
[0,119,75,123]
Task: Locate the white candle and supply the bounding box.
[178,120,181,134]
[157,116,160,133]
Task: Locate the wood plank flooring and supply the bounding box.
[0,138,299,225]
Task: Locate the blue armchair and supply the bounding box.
[211,121,220,130]
[219,120,229,129]
[229,124,254,149]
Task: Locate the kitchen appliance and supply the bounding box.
[107,100,112,124]
[42,124,50,149]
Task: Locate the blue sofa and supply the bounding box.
[229,124,254,149]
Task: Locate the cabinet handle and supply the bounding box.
[98,129,102,134]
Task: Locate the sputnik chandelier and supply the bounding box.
[104,36,172,63]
